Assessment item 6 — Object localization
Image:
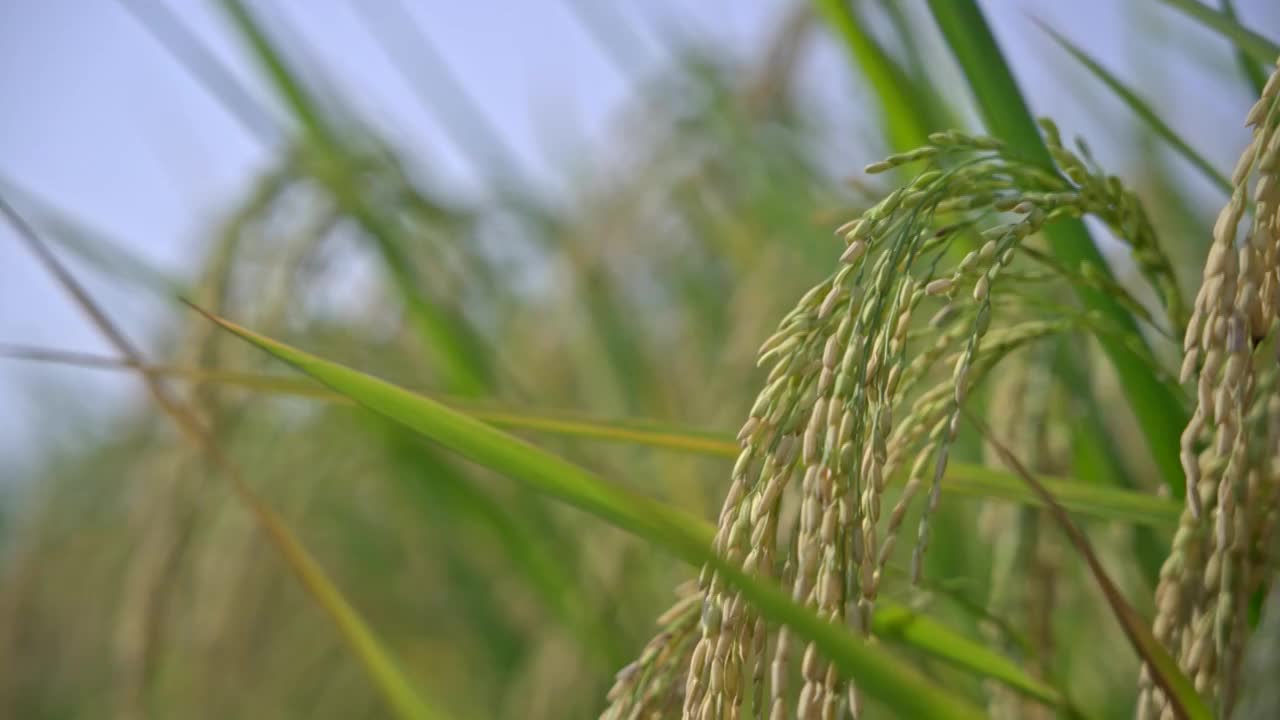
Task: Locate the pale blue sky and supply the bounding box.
[1,0,1276,479]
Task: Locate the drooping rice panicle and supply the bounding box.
[604,122,1185,720]
[1140,56,1280,720]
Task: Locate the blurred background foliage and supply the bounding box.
[0,1,1278,718]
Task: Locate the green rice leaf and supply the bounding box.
[0,345,1182,530]
[199,305,1068,717]
[942,462,1180,528]
[1037,20,1232,195]
[1220,0,1269,94]
[813,0,934,150]
[1158,0,1280,66]
[870,604,1061,706]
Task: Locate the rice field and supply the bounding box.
[1,2,1278,719]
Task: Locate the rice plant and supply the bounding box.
[2,2,1279,719]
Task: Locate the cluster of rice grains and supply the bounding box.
[1139,60,1280,720]
[604,122,1180,719]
